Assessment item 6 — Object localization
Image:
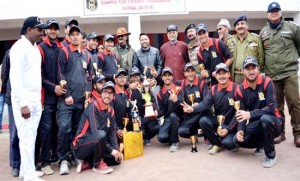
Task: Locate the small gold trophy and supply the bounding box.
[188,93,195,106]
[217,115,225,135]
[234,101,240,111]
[191,135,198,153]
[143,79,156,118]
[84,91,91,108]
[119,143,124,153]
[198,64,205,71]
[60,80,67,89]
[123,117,129,134]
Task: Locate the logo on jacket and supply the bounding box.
[258,92,265,100]
[86,0,97,11]
[228,98,234,106]
[195,91,200,98]
[107,118,111,128]
[212,51,217,58]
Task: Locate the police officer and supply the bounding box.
[185,24,201,75]
[227,15,264,84]
[260,2,300,147]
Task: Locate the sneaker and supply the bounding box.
[93,161,113,174]
[12,168,19,177]
[198,129,204,137]
[36,171,44,178]
[59,160,70,175]
[208,145,223,155]
[263,155,277,168]
[144,139,151,146]
[41,165,54,175]
[170,142,180,152]
[76,160,91,173]
[204,138,212,150]
[253,148,264,156]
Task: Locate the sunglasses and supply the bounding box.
[217,27,223,31]
[117,35,125,38]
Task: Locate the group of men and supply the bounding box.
[2,1,300,181]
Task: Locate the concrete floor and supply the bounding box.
[0,105,300,181]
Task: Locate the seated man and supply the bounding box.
[157,67,184,152]
[199,63,239,155]
[233,56,282,168]
[72,81,123,174]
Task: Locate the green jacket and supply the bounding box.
[112,43,135,73]
[259,19,300,81]
[227,32,264,80]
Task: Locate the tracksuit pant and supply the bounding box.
[141,117,160,140]
[157,113,180,144]
[178,114,201,138]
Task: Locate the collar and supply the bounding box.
[21,35,37,47]
[188,38,200,50]
[185,76,199,86]
[92,90,101,100]
[200,38,214,51]
[169,40,178,45]
[217,80,234,92]
[242,74,263,89]
[43,36,62,48]
[69,43,85,54]
[115,85,128,95]
[117,43,130,50]
[97,97,109,111]
[102,49,112,55]
[85,46,92,52]
[162,83,176,94]
[64,37,71,43]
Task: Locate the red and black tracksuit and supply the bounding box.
[72,98,119,167]
[97,49,119,80]
[86,47,98,77]
[37,37,63,166]
[157,83,184,144]
[61,37,71,48]
[199,81,239,149]
[57,44,92,161]
[131,86,160,140]
[233,74,282,159]
[178,76,212,138]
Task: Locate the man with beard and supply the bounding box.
[199,63,239,155]
[197,23,233,86]
[85,32,99,56]
[227,15,264,84]
[98,34,119,81]
[185,24,201,75]
[260,2,300,146]
[57,25,92,175]
[233,56,282,168]
[61,18,78,47]
[217,19,232,43]
[73,81,122,174]
[91,74,107,101]
[37,18,66,175]
[157,67,184,152]
[10,16,49,181]
[112,27,135,73]
[160,25,189,81]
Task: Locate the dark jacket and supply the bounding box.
[1,49,11,104]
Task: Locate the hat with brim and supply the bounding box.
[104,34,114,41]
[267,2,281,13]
[93,74,107,84]
[65,18,78,28]
[215,63,230,73]
[21,16,49,35]
[167,24,178,32]
[197,23,208,34]
[234,15,247,27]
[46,18,60,29]
[115,68,128,77]
[86,32,98,40]
[162,67,174,75]
[243,56,258,68]
[184,63,196,71]
[184,24,197,35]
[102,81,115,92]
[115,27,131,36]
[130,67,141,76]
[69,25,82,35]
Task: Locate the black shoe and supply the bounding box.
[12,168,19,177]
[35,164,41,171]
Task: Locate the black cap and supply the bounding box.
[86,32,98,40]
[184,63,195,71]
[46,18,60,29]
[130,67,141,76]
[21,16,49,35]
[93,74,106,84]
[104,34,114,41]
[215,63,230,73]
[167,24,178,32]
[69,25,82,35]
[102,81,115,92]
[268,2,281,13]
[65,18,78,28]
[115,68,128,77]
[162,67,174,75]
[234,15,247,27]
[243,56,258,68]
[184,23,197,34]
[197,23,208,34]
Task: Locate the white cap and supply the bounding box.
[217,19,231,30]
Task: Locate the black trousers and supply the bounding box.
[141,117,160,140]
[57,101,84,161]
[233,115,282,159]
[38,104,58,166]
[157,113,180,144]
[73,130,106,167]
[178,114,201,138]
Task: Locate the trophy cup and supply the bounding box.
[123,117,129,134]
[92,63,100,75]
[234,101,249,124]
[190,135,198,153]
[198,64,205,71]
[188,93,195,106]
[217,115,225,135]
[60,80,67,89]
[84,91,91,108]
[129,99,140,132]
[142,79,156,118]
[119,143,124,153]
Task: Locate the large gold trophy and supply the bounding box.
[190,135,198,153]
[142,79,156,118]
[123,117,129,134]
[217,115,225,135]
[84,91,91,108]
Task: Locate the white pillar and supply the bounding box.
[128,14,141,50]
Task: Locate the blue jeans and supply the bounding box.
[0,93,5,129]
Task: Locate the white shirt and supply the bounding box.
[10,35,42,109]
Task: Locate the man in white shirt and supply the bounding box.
[10,16,49,181]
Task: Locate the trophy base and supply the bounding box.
[191,146,198,153]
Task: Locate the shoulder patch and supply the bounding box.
[251,32,259,37]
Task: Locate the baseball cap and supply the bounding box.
[184,23,197,34]
[167,24,178,32]
[217,19,231,30]
[65,18,78,28]
[104,34,114,41]
[69,25,82,35]
[93,74,107,84]
[184,63,196,71]
[197,23,208,33]
[116,27,131,36]
[115,68,128,77]
[162,67,174,75]
[86,32,98,40]
[267,2,281,13]
[215,63,230,73]
[243,56,258,68]
[102,81,115,92]
[46,18,60,29]
[234,15,247,27]
[130,67,141,76]
[21,16,49,35]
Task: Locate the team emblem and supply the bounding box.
[86,0,97,11]
[195,91,200,98]
[258,92,265,100]
[212,51,217,58]
[228,98,234,106]
[82,60,87,69]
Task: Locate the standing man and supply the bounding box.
[197,23,233,86]
[160,24,190,81]
[10,16,49,181]
[227,15,264,84]
[61,18,78,47]
[85,32,99,55]
[112,27,135,73]
[185,24,201,75]
[217,19,232,43]
[260,2,300,146]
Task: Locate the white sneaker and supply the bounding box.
[263,155,277,168]
[170,142,180,152]
[59,160,70,175]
